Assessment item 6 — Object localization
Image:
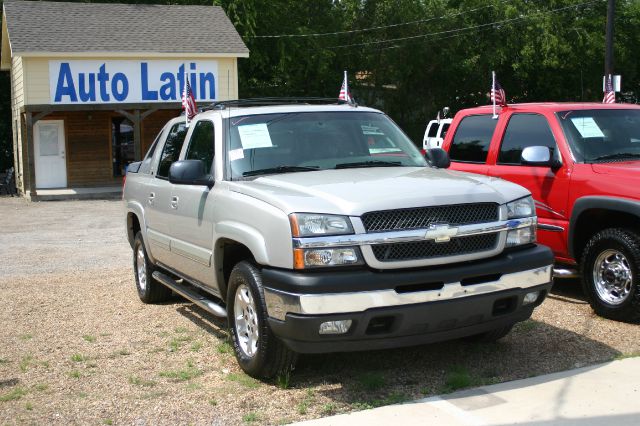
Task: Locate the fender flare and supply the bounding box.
[569,196,640,258]
[215,221,270,265]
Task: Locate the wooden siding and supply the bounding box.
[12,56,24,107]
[142,109,180,155]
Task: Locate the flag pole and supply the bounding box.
[184,63,189,127]
[492,71,497,119]
[344,70,349,103]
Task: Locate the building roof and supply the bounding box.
[1,0,249,56]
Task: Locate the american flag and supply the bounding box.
[338,71,351,103]
[603,75,616,104]
[182,75,197,120]
[491,77,507,106]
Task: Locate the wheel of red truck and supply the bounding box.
[133,231,172,303]
[581,228,640,323]
[226,261,297,379]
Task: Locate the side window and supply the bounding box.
[440,123,450,139]
[139,129,163,174]
[427,123,438,138]
[449,115,497,163]
[498,114,557,164]
[157,122,187,178]
[185,120,215,172]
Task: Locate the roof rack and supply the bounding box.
[203,97,351,110]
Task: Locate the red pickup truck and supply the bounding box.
[440,103,640,322]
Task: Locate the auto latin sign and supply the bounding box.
[49,60,219,104]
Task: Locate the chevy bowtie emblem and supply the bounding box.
[425,223,458,243]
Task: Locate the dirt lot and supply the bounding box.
[1,197,639,425]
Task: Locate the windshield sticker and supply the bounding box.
[361,124,383,135]
[229,148,245,162]
[238,123,273,149]
[571,117,605,138]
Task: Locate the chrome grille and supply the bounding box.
[362,203,499,233]
[372,234,499,262]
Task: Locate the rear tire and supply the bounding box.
[133,232,172,304]
[581,228,640,323]
[465,324,514,343]
[227,261,297,379]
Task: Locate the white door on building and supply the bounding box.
[34,120,67,189]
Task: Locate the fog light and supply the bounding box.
[523,291,540,305]
[319,320,352,335]
[506,225,536,247]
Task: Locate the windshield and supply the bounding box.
[226,111,426,179]
[557,109,640,163]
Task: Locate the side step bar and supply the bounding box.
[553,267,579,279]
[152,271,227,317]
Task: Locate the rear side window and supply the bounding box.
[498,114,557,164]
[449,115,497,163]
[156,122,187,178]
[440,123,450,138]
[185,120,215,172]
[427,123,438,137]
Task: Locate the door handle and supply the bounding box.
[148,192,155,205]
[171,196,179,209]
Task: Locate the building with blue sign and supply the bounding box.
[1,0,248,199]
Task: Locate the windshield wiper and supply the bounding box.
[334,160,402,169]
[590,153,640,162]
[242,165,319,177]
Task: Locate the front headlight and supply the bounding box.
[505,196,536,247]
[293,247,364,269]
[506,196,535,219]
[289,213,354,237]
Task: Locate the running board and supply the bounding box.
[553,267,579,279]
[152,271,227,317]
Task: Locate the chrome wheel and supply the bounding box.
[234,284,259,358]
[593,249,632,305]
[136,245,147,292]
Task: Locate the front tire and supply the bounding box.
[581,228,640,323]
[227,261,297,379]
[133,232,172,304]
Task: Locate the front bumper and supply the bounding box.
[262,244,553,353]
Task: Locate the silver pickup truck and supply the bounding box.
[124,99,553,378]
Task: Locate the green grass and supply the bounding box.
[19,355,34,373]
[159,360,202,382]
[297,389,315,415]
[351,392,409,411]
[168,334,194,352]
[614,352,640,360]
[243,412,259,423]
[514,320,538,333]
[275,372,291,389]
[34,384,48,392]
[226,373,259,389]
[174,326,189,333]
[443,366,472,392]
[68,370,81,379]
[129,376,157,387]
[103,419,113,425]
[208,398,218,406]
[0,358,9,364]
[19,333,33,341]
[76,392,88,399]
[25,402,33,411]
[190,341,204,352]
[321,403,337,415]
[82,335,97,343]
[356,372,386,391]
[186,382,202,391]
[71,354,87,363]
[216,341,232,354]
[0,387,27,402]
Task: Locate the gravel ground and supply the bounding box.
[1,197,639,425]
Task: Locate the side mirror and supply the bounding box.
[425,148,450,169]
[169,160,214,187]
[521,146,562,169]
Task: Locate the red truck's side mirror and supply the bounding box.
[425,148,451,169]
